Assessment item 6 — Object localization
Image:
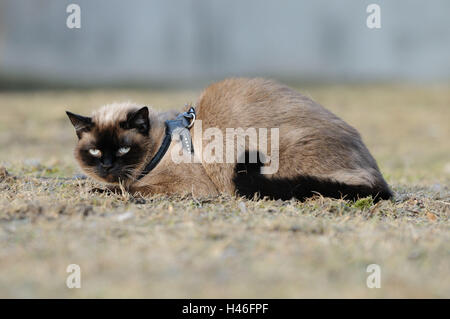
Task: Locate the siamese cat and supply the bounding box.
[66,78,392,201]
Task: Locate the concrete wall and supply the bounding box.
[0,0,449,86]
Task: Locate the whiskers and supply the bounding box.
[80,166,98,178]
[79,163,140,186]
[117,164,140,184]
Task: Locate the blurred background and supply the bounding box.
[0,1,449,299]
[0,0,449,89]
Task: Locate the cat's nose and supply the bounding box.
[101,161,113,170]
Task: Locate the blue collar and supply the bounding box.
[137,107,195,180]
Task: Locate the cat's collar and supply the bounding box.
[137,107,196,180]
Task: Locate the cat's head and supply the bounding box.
[66,103,154,184]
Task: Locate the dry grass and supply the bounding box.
[0,85,449,298]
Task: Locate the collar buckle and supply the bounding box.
[184,106,196,128]
[137,106,196,180]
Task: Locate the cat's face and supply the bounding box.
[66,106,151,184]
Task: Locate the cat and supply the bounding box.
[66,78,392,201]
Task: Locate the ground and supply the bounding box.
[0,85,449,298]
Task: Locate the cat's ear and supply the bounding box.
[66,111,93,139]
[123,106,150,135]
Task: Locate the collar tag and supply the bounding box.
[137,107,196,180]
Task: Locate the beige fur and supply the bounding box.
[70,78,391,200]
[191,78,388,193]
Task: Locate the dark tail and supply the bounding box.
[233,152,392,202]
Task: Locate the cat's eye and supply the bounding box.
[117,146,130,156]
[88,149,101,157]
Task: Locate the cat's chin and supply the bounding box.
[102,174,132,184]
[85,171,132,185]
[101,174,120,184]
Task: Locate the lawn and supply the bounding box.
[0,85,449,298]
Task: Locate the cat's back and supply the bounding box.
[196,77,348,131]
[194,78,390,198]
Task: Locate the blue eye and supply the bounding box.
[89,149,101,157]
[117,146,130,156]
